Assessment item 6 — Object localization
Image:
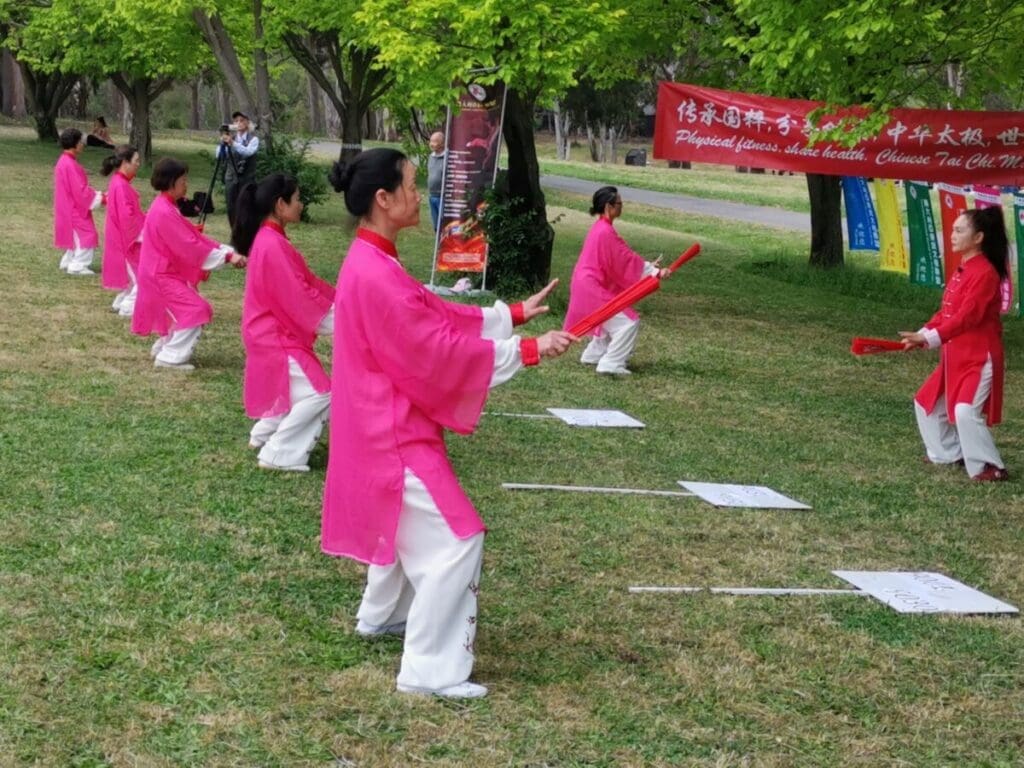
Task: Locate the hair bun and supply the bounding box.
[328,160,352,193]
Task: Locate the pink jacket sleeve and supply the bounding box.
[603,227,646,293]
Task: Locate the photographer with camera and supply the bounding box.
[220,110,260,226]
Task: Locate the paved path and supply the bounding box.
[541,174,811,233]
[310,140,811,233]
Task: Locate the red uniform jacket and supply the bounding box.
[916,255,1004,426]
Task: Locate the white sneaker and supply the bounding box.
[258,460,310,473]
[397,681,488,699]
[248,438,266,449]
[356,619,406,637]
[153,359,195,372]
[67,267,95,276]
[596,365,632,376]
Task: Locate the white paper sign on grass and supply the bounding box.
[677,481,811,510]
[546,408,645,428]
[833,571,1018,615]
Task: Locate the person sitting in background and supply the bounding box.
[87,117,116,150]
[231,174,335,473]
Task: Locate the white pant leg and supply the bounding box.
[596,312,640,373]
[256,359,331,468]
[155,326,202,365]
[116,263,138,317]
[67,233,95,274]
[953,358,1004,477]
[150,335,168,359]
[372,469,484,691]
[249,416,283,448]
[59,249,73,271]
[580,334,609,364]
[357,559,415,629]
[111,289,131,312]
[915,394,963,465]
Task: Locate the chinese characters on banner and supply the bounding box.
[973,185,1014,313]
[841,177,879,251]
[1014,193,1024,317]
[905,182,943,288]
[432,81,506,277]
[873,179,908,273]
[936,184,969,281]
[653,82,1024,186]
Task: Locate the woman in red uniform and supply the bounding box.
[900,207,1008,481]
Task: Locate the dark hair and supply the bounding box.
[59,128,82,150]
[961,207,1009,280]
[150,157,189,191]
[100,145,138,177]
[95,116,107,128]
[328,148,407,217]
[590,186,618,216]
[232,111,248,120]
[231,173,300,255]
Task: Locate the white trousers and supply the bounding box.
[151,325,203,365]
[113,263,138,317]
[579,312,640,373]
[915,358,1004,477]
[60,231,95,274]
[357,469,484,691]
[250,359,330,468]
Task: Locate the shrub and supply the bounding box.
[253,135,328,221]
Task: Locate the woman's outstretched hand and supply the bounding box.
[535,329,576,358]
[520,279,559,322]
[898,330,926,349]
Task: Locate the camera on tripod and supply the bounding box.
[220,122,242,137]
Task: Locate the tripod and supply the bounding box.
[198,140,240,229]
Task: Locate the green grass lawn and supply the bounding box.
[1,126,1023,767]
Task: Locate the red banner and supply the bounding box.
[654,83,1024,185]
[937,184,969,282]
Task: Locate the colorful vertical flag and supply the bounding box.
[905,181,943,287]
[973,185,1013,314]
[431,81,507,282]
[1014,192,1024,317]
[872,179,908,273]
[841,177,879,251]
[937,183,969,281]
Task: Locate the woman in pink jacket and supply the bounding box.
[131,158,245,371]
[53,128,104,276]
[900,207,1009,482]
[232,174,335,472]
[100,145,144,317]
[321,149,573,699]
[564,186,668,375]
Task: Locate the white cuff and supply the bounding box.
[202,244,233,270]
[90,191,103,210]
[642,261,658,277]
[480,300,514,340]
[317,306,335,336]
[489,336,524,388]
[920,327,941,349]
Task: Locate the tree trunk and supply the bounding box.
[1,48,26,118]
[192,9,255,119]
[501,88,553,287]
[217,84,231,126]
[340,106,363,163]
[112,75,172,163]
[190,78,201,130]
[553,99,566,160]
[307,71,325,134]
[19,63,76,142]
[252,0,272,148]
[608,126,617,165]
[807,173,844,268]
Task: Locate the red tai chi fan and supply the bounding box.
[850,337,907,356]
[568,243,701,338]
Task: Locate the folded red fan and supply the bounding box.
[850,337,907,355]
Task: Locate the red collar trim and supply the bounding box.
[356,227,398,260]
[117,170,133,181]
[161,191,179,203]
[262,220,287,238]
